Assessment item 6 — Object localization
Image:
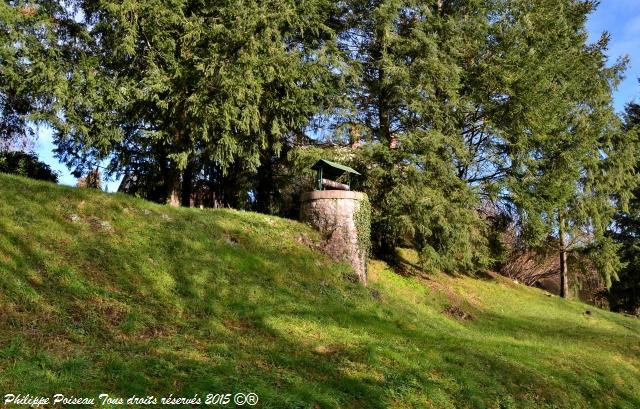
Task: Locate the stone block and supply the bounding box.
[301,190,369,285]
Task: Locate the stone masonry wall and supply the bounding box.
[300,190,369,285]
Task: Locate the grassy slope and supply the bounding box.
[0,173,639,409]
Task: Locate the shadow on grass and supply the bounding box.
[1,175,639,408]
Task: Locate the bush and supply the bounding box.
[0,151,58,183]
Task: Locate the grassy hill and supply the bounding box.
[1,173,639,408]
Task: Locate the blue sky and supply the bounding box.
[35,2,640,191]
[587,0,640,111]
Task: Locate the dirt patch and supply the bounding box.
[313,344,345,356]
[370,288,382,301]
[482,270,500,279]
[443,305,475,321]
[140,325,177,339]
[223,318,254,333]
[91,296,128,326]
[296,233,320,251]
[86,216,114,233]
[426,279,463,305]
[223,233,242,247]
[342,272,360,284]
[68,296,129,329]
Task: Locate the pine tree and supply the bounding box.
[335,1,492,272]
[609,101,640,314]
[7,0,345,206]
[6,0,637,284]
[0,3,53,150]
[451,0,637,292]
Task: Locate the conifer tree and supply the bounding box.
[0,2,56,150]
[5,0,638,284]
[452,0,637,291]
[6,0,345,206]
[609,101,640,313]
[336,1,491,272]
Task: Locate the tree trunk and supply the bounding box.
[379,89,390,143]
[559,217,569,298]
[374,23,391,143]
[255,149,274,214]
[168,189,180,207]
[166,162,181,208]
[181,159,194,207]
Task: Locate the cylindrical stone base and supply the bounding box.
[301,190,369,285]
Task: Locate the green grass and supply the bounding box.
[0,172,639,408]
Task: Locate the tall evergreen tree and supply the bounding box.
[609,101,640,314]
[6,0,345,206]
[334,1,491,272]
[6,0,637,284]
[451,0,636,292]
[0,2,57,150]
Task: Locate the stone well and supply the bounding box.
[301,190,370,285]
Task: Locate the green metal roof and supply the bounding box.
[311,159,361,176]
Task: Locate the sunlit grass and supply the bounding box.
[0,173,639,408]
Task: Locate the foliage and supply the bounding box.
[4,0,347,205]
[354,193,371,255]
[455,0,636,290]
[609,102,640,315]
[1,174,639,408]
[0,3,37,150]
[332,0,493,272]
[0,150,57,182]
[351,143,489,274]
[3,0,639,282]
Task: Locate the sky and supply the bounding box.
[586,0,640,111]
[34,2,640,191]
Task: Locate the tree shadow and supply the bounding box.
[1,178,639,408]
